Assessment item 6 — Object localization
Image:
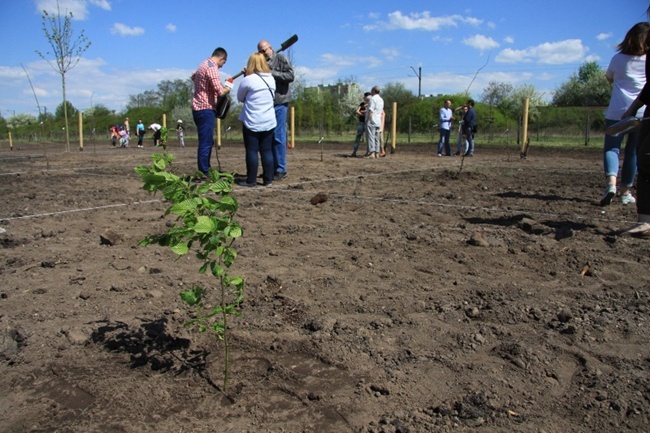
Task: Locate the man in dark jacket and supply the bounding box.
[258,40,295,181]
[463,99,477,156]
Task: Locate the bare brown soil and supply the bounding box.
[0,139,649,433]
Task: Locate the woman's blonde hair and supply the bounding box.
[245,53,270,75]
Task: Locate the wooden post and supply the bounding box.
[290,105,295,148]
[78,111,84,151]
[162,114,167,129]
[391,102,397,152]
[8,132,12,150]
[216,118,222,147]
[520,98,530,158]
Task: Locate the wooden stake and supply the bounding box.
[290,105,295,148]
[391,102,397,151]
[78,111,84,151]
[217,118,222,147]
[8,131,12,150]
[162,114,167,129]
[520,98,529,158]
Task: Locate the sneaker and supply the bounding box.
[351,151,357,157]
[621,193,636,205]
[437,153,442,157]
[600,185,616,206]
[236,180,257,188]
[273,172,287,181]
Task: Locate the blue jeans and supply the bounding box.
[464,128,475,155]
[273,104,288,174]
[193,109,216,175]
[438,128,451,155]
[638,115,650,215]
[604,118,638,188]
[243,125,275,185]
[353,122,365,153]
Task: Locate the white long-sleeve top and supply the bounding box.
[237,72,277,132]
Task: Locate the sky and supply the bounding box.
[0,0,648,118]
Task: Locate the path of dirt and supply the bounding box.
[0,140,649,432]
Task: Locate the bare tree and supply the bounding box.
[36,0,91,152]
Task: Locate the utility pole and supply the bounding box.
[410,66,422,98]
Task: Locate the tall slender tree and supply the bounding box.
[36,0,91,152]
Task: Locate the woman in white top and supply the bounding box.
[237,53,277,187]
[601,22,650,206]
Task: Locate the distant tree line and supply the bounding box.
[1,61,612,142]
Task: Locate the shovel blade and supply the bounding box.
[606,117,642,136]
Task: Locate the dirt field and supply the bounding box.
[1,138,649,433]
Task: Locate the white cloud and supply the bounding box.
[433,35,453,44]
[110,23,144,37]
[166,23,177,33]
[462,34,500,51]
[35,0,111,20]
[364,11,482,31]
[381,48,401,61]
[496,48,530,63]
[596,32,612,41]
[320,53,383,69]
[496,39,588,64]
[503,36,514,44]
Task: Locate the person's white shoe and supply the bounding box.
[620,193,636,205]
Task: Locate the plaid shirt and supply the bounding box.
[191,58,224,111]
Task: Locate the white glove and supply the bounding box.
[224,80,233,90]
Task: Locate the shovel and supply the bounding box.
[605,117,644,136]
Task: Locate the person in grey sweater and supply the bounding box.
[258,39,294,181]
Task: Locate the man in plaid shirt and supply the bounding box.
[191,47,231,177]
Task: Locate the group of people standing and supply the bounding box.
[109,118,166,148]
[190,40,294,187]
[438,99,476,157]
[351,86,386,158]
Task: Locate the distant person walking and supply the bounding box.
[351,92,370,157]
[258,39,294,181]
[176,120,185,148]
[191,47,231,177]
[600,22,649,206]
[437,100,455,157]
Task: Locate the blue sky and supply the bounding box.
[0,0,647,117]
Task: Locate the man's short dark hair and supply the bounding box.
[364,92,371,97]
[467,99,475,106]
[212,47,228,58]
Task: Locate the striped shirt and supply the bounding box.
[191,58,224,111]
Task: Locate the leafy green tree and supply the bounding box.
[481,81,516,117]
[127,90,162,109]
[552,61,611,107]
[381,82,416,111]
[55,101,78,120]
[7,114,38,129]
[126,79,193,112]
[36,0,91,152]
